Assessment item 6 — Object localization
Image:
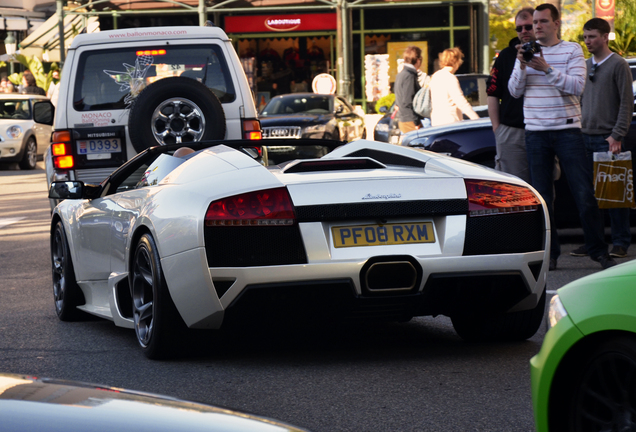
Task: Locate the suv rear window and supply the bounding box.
[73,44,236,112]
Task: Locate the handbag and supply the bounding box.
[593,151,634,209]
[412,75,432,118]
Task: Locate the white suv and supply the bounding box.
[46,25,261,193]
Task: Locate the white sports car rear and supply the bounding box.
[49,139,549,359]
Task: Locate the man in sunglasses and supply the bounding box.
[570,18,634,259]
[486,7,536,183]
[509,3,615,271]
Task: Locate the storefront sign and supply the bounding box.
[595,0,615,29]
[225,13,337,33]
[312,73,337,95]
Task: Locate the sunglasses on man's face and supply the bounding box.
[589,63,598,82]
[515,24,533,32]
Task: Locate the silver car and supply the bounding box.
[0,94,54,170]
[49,139,550,359]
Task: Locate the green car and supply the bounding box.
[531,260,636,431]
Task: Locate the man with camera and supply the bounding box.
[508,3,615,271]
[570,18,634,259]
[486,7,535,183]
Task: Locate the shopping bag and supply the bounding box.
[593,151,634,209]
[412,75,432,118]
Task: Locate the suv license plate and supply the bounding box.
[77,139,122,156]
[332,222,435,248]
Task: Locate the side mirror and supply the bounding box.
[336,105,344,114]
[49,181,84,199]
[33,101,54,125]
[49,181,101,200]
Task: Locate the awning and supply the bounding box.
[18,13,99,62]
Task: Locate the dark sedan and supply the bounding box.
[260,93,366,142]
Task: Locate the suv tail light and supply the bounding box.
[51,131,74,170]
[205,187,295,226]
[242,119,262,140]
[465,180,541,217]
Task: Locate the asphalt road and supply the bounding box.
[1,162,632,432]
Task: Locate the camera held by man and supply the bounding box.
[521,41,542,62]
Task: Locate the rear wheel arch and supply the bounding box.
[127,225,154,278]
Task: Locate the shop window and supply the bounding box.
[454,6,470,26]
[364,7,449,30]
[453,30,473,74]
[238,37,332,97]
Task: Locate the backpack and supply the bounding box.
[412,75,432,118]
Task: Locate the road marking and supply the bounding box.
[0,217,26,229]
[547,290,557,295]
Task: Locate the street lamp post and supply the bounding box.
[4,32,17,75]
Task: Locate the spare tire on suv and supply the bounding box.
[128,77,227,152]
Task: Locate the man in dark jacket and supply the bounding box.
[486,7,535,183]
[394,46,422,134]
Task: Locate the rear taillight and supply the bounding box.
[242,119,262,140]
[205,187,295,226]
[51,131,74,170]
[465,180,540,217]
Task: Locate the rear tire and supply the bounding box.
[51,221,85,321]
[130,233,187,359]
[19,137,37,170]
[451,290,546,342]
[128,77,226,152]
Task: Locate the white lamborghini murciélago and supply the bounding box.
[49,139,549,359]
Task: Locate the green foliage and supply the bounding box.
[5,54,59,91]
[375,93,395,114]
[609,0,636,56]
[489,0,636,58]
[488,0,536,61]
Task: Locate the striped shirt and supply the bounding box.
[508,40,586,131]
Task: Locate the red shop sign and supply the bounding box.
[225,13,337,33]
[595,0,615,22]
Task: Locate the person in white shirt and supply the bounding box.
[508,3,615,271]
[47,70,61,107]
[429,47,479,127]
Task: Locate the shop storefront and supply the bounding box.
[221,1,487,112]
[224,13,337,111]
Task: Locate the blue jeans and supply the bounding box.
[525,129,607,260]
[583,133,631,250]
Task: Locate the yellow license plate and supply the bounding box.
[332,222,435,248]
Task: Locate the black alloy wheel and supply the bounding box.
[51,221,84,320]
[130,234,186,359]
[566,337,636,432]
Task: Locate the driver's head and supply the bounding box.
[173,147,195,158]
